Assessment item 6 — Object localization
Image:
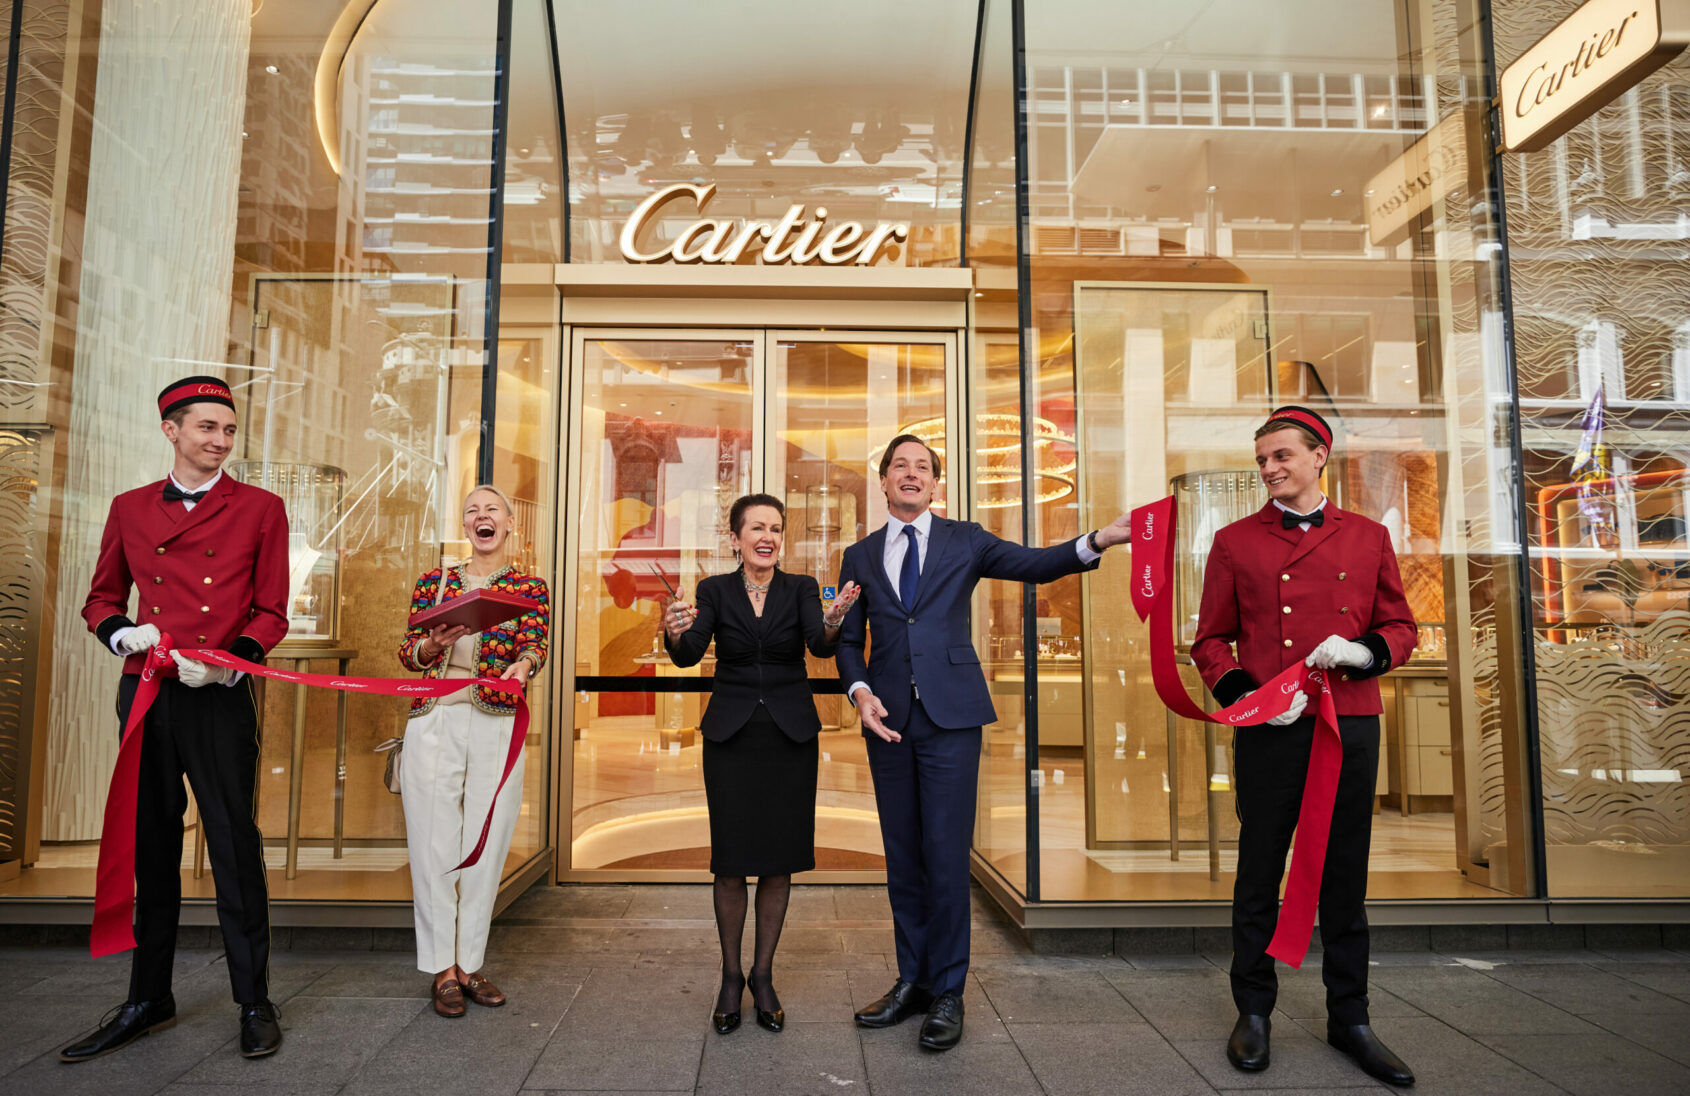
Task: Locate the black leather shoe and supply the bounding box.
[917,993,964,1051]
[60,996,177,1062]
[748,970,784,1032]
[239,1001,282,1058]
[854,979,932,1028]
[1226,1013,1271,1071]
[1328,1022,1414,1086]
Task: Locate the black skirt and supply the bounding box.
[702,705,818,876]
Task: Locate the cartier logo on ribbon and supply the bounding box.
[1128,495,1343,969]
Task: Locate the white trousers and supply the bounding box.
[400,703,525,974]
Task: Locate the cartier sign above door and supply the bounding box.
[618,184,911,266]
[1499,0,1690,153]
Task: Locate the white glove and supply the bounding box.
[117,624,161,654]
[1263,688,1309,726]
[172,650,231,688]
[1305,634,1372,670]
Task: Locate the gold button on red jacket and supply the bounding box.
[82,476,291,672]
[1191,502,1417,716]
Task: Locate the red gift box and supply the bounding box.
[408,588,539,633]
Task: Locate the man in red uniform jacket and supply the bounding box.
[62,376,290,1063]
[1192,406,1416,1088]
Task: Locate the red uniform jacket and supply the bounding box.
[82,475,291,673]
[1191,502,1417,716]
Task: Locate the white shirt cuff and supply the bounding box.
[110,626,134,655]
[1075,534,1101,565]
[847,681,870,705]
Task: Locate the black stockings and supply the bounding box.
[712,874,791,1013]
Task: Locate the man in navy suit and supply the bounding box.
[838,434,1132,1050]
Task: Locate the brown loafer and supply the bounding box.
[432,978,466,1018]
[463,971,506,1007]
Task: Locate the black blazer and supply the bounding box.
[664,567,838,743]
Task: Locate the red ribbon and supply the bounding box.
[91,635,529,958]
[1128,495,1342,968]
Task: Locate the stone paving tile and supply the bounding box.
[975,969,1144,1024]
[1480,1032,1690,1096]
[785,885,841,922]
[858,1021,1042,1096]
[695,1020,865,1096]
[338,975,579,1096]
[156,1085,343,1096]
[1367,965,1602,1036]
[622,884,716,920]
[1100,966,1238,1041]
[831,885,894,920]
[553,966,722,1037]
[1578,959,1690,1002]
[1269,968,1425,1021]
[175,997,424,1088]
[523,1033,704,1092]
[1172,1016,1386,1091]
[0,955,270,1096]
[1583,1011,1690,1067]
[1288,1015,1561,1096]
[1007,1021,1214,1095]
[498,884,635,922]
[1482,963,1690,1017]
[0,993,124,1077]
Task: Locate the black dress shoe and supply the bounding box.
[748,970,784,1032]
[239,1001,282,1058]
[1328,1022,1414,1087]
[854,979,932,1028]
[60,996,177,1062]
[1226,1013,1271,1071]
[917,993,964,1051]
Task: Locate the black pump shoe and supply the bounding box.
[749,970,784,1032]
[1227,1013,1271,1071]
[1328,1022,1414,1087]
[60,996,178,1062]
[712,972,744,1035]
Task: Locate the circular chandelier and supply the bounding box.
[897,413,1077,509]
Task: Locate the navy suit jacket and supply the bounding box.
[835,515,1099,732]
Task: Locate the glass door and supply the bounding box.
[564,328,955,878]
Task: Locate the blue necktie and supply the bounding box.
[900,524,920,611]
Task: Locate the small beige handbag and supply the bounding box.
[374,736,403,795]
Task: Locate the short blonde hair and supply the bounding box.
[463,483,517,515]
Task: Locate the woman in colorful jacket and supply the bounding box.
[397,484,549,1018]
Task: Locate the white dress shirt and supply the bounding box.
[847,509,1104,704]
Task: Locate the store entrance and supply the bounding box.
[560,328,956,880]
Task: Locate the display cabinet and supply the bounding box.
[227,461,347,644]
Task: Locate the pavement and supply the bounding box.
[2,882,1688,1095]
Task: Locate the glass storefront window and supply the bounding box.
[1497,1,1690,898]
[1017,0,1540,901]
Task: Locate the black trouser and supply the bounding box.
[117,674,271,1006]
[1231,713,1378,1026]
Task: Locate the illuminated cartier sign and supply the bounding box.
[618,183,910,266]
[1499,0,1689,153]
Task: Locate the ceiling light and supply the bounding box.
[1205,185,1217,193]
[265,64,278,74]
[1330,188,1344,197]
[1118,98,1134,107]
[1365,188,1376,196]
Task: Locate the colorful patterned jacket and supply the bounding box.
[398,563,550,718]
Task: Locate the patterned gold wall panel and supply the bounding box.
[44,0,251,840]
[0,430,50,856]
[1496,0,1690,883]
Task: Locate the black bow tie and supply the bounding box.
[162,483,207,504]
[1282,508,1325,529]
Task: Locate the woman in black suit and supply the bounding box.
[662,492,860,1036]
